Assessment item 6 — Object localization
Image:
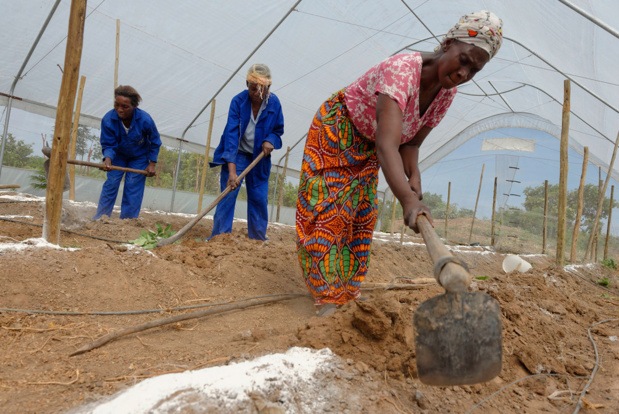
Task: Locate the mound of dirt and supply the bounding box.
[1,192,618,413]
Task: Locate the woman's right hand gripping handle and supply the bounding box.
[402,195,434,234]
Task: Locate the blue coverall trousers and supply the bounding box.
[210,151,269,241]
[93,153,150,219]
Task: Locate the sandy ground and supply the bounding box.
[0,191,618,413]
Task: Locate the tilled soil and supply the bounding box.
[0,191,618,413]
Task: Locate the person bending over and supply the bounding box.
[296,11,503,309]
[94,85,161,220]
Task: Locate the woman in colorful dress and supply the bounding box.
[296,11,503,311]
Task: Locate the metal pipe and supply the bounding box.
[0,0,61,179]
[398,3,490,98]
[179,0,301,141]
[489,81,514,112]
[394,35,619,115]
[558,0,618,39]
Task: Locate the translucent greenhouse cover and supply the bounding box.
[1,0,618,192]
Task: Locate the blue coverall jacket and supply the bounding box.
[93,107,161,220]
[209,90,284,240]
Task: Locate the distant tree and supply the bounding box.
[74,125,101,161]
[456,208,475,218]
[422,192,447,219]
[523,182,616,233]
[1,133,33,168]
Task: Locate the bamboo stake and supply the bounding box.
[400,224,405,244]
[570,147,588,262]
[444,182,451,238]
[585,130,619,262]
[543,180,548,254]
[69,294,305,356]
[42,0,86,244]
[556,80,570,266]
[69,75,86,201]
[390,194,397,236]
[276,146,290,222]
[197,100,216,212]
[468,164,485,244]
[604,185,614,260]
[594,179,602,262]
[490,176,497,247]
[114,19,119,90]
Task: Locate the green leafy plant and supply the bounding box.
[30,165,48,190]
[128,223,176,249]
[475,276,489,280]
[596,277,611,287]
[601,258,617,270]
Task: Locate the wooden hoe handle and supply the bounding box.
[156,152,266,247]
[68,158,148,175]
[416,214,471,292]
[41,146,147,175]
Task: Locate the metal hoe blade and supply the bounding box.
[414,291,502,386]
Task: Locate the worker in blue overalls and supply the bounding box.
[209,63,284,240]
[93,85,161,220]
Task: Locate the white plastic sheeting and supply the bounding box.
[1,0,618,191]
[481,137,535,153]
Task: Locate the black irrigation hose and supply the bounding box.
[0,217,126,244]
[0,200,41,204]
[0,293,312,316]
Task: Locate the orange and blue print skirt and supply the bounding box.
[296,89,379,305]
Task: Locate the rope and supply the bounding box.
[433,255,469,280]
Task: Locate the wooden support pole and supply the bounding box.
[543,180,549,255]
[490,176,497,247]
[114,19,119,90]
[197,100,216,212]
[276,146,290,222]
[604,185,614,261]
[570,147,588,263]
[444,181,451,238]
[390,194,397,236]
[594,179,603,262]
[585,130,619,262]
[69,75,86,201]
[556,79,570,266]
[468,164,485,244]
[0,184,20,190]
[42,0,86,244]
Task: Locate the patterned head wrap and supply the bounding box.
[443,11,503,59]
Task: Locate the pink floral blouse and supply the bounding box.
[345,52,456,144]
